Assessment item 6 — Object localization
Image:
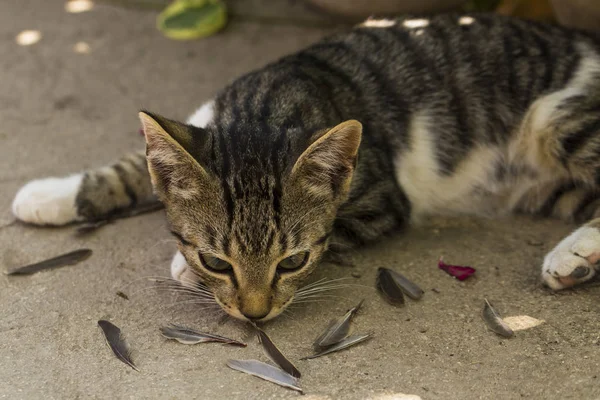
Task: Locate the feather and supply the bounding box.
[160,325,246,346]
[116,291,129,300]
[482,299,514,338]
[75,220,110,235]
[226,359,303,393]
[75,201,164,235]
[255,327,301,378]
[378,268,424,300]
[376,268,405,306]
[5,249,92,276]
[314,299,364,349]
[97,320,139,371]
[302,333,372,360]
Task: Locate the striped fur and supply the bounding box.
[12,13,600,319]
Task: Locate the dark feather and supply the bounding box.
[302,333,372,360]
[97,320,139,371]
[75,201,164,235]
[5,249,92,276]
[314,299,364,349]
[482,299,514,338]
[227,359,303,393]
[256,327,301,378]
[380,268,424,300]
[160,324,246,346]
[116,291,129,300]
[376,268,405,306]
[75,220,110,235]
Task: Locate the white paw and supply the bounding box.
[12,174,83,225]
[170,251,200,288]
[542,226,600,289]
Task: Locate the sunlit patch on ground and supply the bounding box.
[402,19,429,29]
[73,41,91,54]
[369,393,422,400]
[459,16,475,25]
[360,18,396,28]
[65,0,94,13]
[15,30,42,46]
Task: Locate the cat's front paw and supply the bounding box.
[12,174,83,225]
[542,225,600,289]
[170,251,200,288]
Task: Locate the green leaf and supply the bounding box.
[157,0,227,40]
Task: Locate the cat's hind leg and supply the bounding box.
[510,45,600,289]
[12,150,155,225]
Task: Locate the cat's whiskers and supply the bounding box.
[126,283,214,299]
[297,277,351,291]
[122,273,214,300]
[166,297,219,307]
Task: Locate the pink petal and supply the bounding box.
[438,258,476,281]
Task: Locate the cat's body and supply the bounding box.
[13,14,600,321]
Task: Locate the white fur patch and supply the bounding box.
[186,100,215,128]
[170,251,201,288]
[360,18,396,28]
[458,16,475,25]
[569,43,600,88]
[394,113,505,219]
[542,226,600,289]
[403,19,429,29]
[12,174,83,225]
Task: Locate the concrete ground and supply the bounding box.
[1,1,599,399]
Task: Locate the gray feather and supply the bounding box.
[226,359,303,393]
[482,299,514,338]
[314,299,364,348]
[5,249,92,276]
[376,268,405,306]
[160,324,246,346]
[302,333,372,360]
[380,268,424,300]
[97,320,139,371]
[256,327,301,378]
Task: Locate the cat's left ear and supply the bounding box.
[291,120,362,200]
[139,111,211,200]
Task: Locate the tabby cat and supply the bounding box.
[12,14,600,321]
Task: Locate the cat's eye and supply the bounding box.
[199,254,233,273]
[278,252,309,272]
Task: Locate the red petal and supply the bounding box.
[438,258,476,281]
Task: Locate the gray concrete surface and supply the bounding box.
[1,1,599,399]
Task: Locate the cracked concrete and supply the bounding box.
[1,1,599,399]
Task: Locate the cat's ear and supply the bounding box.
[291,120,362,200]
[139,111,211,200]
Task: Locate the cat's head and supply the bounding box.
[139,112,361,321]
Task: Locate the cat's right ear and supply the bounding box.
[139,111,210,200]
[291,120,362,201]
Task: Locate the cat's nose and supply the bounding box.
[239,289,271,320]
[241,310,270,321]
